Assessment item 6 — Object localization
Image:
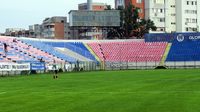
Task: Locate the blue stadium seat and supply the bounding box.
[21,39,76,63]
[43,42,96,61]
[166,41,200,61]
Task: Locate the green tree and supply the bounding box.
[105,5,112,10]
[133,19,157,39]
[107,4,157,39]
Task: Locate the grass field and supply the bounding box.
[1,69,200,112]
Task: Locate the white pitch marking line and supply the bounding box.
[0,92,6,95]
[30,91,200,94]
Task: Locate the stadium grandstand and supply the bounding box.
[1,33,200,75]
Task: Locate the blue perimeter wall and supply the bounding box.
[145,33,200,43]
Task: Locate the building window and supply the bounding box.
[191,1,194,5]
[187,1,189,5]
[160,18,165,22]
[186,1,198,5]
[152,8,157,13]
[171,22,176,25]
[137,0,142,3]
[138,9,143,13]
[171,5,175,8]
[186,27,198,31]
[193,28,197,31]
[185,18,197,23]
[160,9,163,13]
[185,10,197,14]
[171,14,176,16]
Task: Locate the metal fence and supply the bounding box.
[104,61,200,70]
[1,60,200,77]
[0,61,101,76]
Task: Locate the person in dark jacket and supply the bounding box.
[3,43,8,54]
[53,60,58,79]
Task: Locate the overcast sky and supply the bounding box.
[0,0,114,33]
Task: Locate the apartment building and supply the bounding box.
[176,0,200,32]
[5,28,29,37]
[28,17,79,39]
[165,0,176,33]
[117,0,200,33]
[145,0,200,32]
[29,24,41,38]
[115,0,125,9]
[125,0,145,19]
[144,0,167,32]
[115,0,145,19]
[41,16,67,39]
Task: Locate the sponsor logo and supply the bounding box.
[189,36,200,40]
[0,63,30,71]
[177,34,184,42]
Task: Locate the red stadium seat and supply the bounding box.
[88,41,167,62]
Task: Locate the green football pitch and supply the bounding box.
[1,69,200,112]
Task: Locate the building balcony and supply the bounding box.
[43,28,55,32]
[80,32,103,36]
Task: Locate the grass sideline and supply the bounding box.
[1,69,200,112]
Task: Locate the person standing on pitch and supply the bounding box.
[53,59,58,79]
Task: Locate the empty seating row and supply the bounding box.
[88,41,167,62]
[43,42,96,61]
[0,36,64,63]
[20,39,76,63]
[166,41,200,61]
